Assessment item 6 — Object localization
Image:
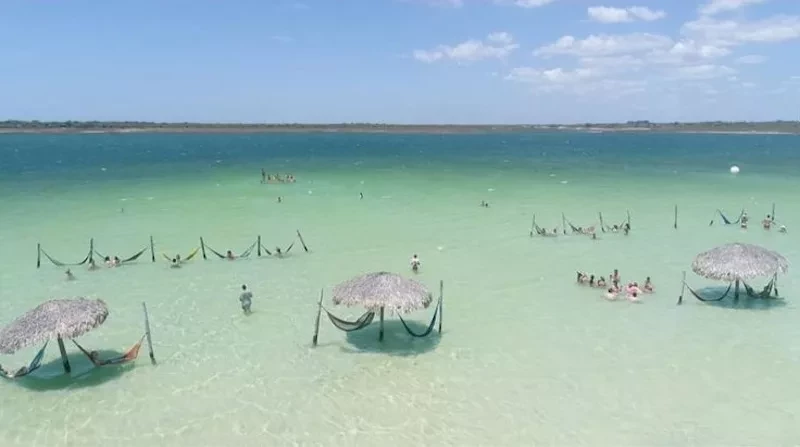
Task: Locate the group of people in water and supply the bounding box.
[577,269,653,303]
[64,255,124,280]
[261,168,296,184]
[738,212,787,232]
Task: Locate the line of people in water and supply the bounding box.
[261,168,296,184]
[577,269,653,303]
[739,211,787,232]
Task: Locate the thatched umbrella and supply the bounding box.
[0,298,108,373]
[692,243,788,298]
[332,272,433,341]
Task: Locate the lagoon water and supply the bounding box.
[0,132,798,446]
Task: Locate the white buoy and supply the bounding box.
[730,165,740,174]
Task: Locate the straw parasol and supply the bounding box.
[0,298,108,373]
[332,272,433,340]
[692,243,788,297]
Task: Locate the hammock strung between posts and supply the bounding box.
[40,248,91,267]
[397,295,442,338]
[206,241,258,259]
[742,276,778,298]
[564,217,596,235]
[683,282,733,302]
[95,246,150,264]
[710,209,743,226]
[161,247,201,262]
[532,223,560,237]
[259,241,295,256]
[324,309,376,332]
[72,336,144,367]
[0,342,47,380]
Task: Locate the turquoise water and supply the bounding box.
[0,132,798,446]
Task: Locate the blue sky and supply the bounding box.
[1,0,799,124]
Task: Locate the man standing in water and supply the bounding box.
[410,254,421,273]
[239,284,253,315]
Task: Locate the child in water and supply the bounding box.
[239,285,253,315]
[604,288,617,301]
[643,277,654,293]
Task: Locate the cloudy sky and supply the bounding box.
[1,0,798,123]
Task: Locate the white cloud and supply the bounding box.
[735,54,767,64]
[699,0,766,16]
[413,32,519,63]
[494,0,555,8]
[506,67,601,84]
[683,15,800,46]
[672,64,736,80]
[587,6,666,23]
[535,33,672,57]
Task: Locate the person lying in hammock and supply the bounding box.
[0,343,47,379]
[73,337,144,367]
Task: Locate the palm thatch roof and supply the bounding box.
[0,298,108,355]
[332,272,432,314]
[692,243,788,282]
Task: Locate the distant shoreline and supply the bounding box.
[1,121,799,135]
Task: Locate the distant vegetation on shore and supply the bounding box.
[1,119,799,134]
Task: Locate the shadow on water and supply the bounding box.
[689,286,787,311]
[10,349,135,391]
[342,319,441,357]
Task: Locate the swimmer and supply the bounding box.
[277,196,282,203]
[589,275,595,287]
[604,287,618,301]
[623,222,630,235]
[226,250,236,260]
[176,254,182,264]
[170,258,181,269]
[643,277,654,293]
[88,259,99,271]
[360,192,363,199]
[104,256,112,267]
[239,284,252,315]
[627,291,640,303]
[410,254,421,273]
[65,269,75,280]
[779,225,787,233]
[741,211,749,227]
[597,277,607,287]
[762,215,772,230]
[113,256,121,266]
[611,224,619,233]
[592,233,597,240]
[275,247,283,257]
[610,269,620,283]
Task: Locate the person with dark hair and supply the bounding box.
[239,284,253,315]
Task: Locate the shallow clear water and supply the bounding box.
[0,132,798,446]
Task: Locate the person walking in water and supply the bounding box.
[410,254,421,273]
[239,285,253,315]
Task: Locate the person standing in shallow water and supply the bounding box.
[410,254,421,273]
[239,285,253,315]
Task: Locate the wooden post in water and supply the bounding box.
[561,213,567,235]
[200,237,207,260]
[297,230,309,252]
[57,336,71,373]
[626,209,631,228]
[772,202,776,221]
[438,280,444,334]
[89,238,94,263]
[312,289,324,347]
[150,236,155,262]
[142,302,156,365]
[530,214,536,237]
[599,212,606,232]
[673,205,678,229]
[36,243,41,268]
[379,307,385,341]
[677,271,686,305]
[257,235,262,257]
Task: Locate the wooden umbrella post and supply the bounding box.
[379,307,385,341]
[200,237,207,260]
[57,336,71,373]
[89,238,94,264]
[673,205,678,229]
[677,271,686,305]
[312,289,324,347]
[36,243,41,268]
[438,280,444,334]
[599,212,606,232]
[734,279,740,300]
[257,235,262,257]
[150,236,155,262]
[143,302,156,365]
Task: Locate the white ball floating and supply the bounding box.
[730,165,740,174]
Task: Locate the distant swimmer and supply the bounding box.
[643,277,654,293]
[277,196,282,203]
[360,192,364,199]
[741,211,749,228]
[170,258,181,269]
[239,284,253,315]
[113,256,121,266]
[623,222,630,235]
[779,225,787,233]
[226,250,236,260]
[604,288,618,301]
[410,254,421,273]
[597,277,607,288]
[762,214,773,230]
[627,291,640,303]
[65,269,75,281]
[176,254,182,264]
[275,247,283,257]
[610,269,620,284]
[480,201,489,208]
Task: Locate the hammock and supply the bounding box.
[743,277,777,298]
[397,295,442,338]
[72,336,144,367]
[533,223,558,237]
[161,247,200,262]
[0,342,47,379]
[324,309,375,332]
[40,248,91,267]
[95,246,149,264]
[710,209,743,226]
[206,241,257,259]
[683,282,733,302]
